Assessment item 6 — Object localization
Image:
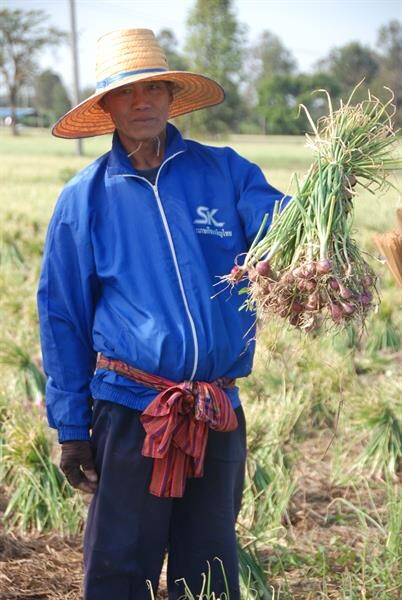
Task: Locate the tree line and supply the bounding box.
[1,1,401,136]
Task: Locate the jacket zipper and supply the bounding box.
[123,151,199,381]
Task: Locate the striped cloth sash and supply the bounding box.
[96,355,238,498]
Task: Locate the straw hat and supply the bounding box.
[52,28,225,138]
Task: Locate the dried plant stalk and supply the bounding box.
[374,228,402,290]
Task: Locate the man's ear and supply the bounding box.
[99,94,109,113]
[166,82,174,105]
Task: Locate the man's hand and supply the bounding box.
[60,440,98,494]
[343,173,357,199]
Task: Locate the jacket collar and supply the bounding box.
[106,122,187,177]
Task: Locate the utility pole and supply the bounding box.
[69,0,83,155]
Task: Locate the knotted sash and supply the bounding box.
[96,355,238,497]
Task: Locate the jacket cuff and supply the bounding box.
[58,426,90,443]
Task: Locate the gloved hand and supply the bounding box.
[60,440,98,494]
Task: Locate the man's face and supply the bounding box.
[101,80,172,148]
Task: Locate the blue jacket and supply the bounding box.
[37,123,286,442]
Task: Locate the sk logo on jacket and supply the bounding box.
[193,206,233,238]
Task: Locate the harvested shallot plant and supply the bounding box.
[226,86,401,332]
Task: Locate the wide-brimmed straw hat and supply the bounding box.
[52,28,225,138]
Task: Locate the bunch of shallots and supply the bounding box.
[227,87,401,332]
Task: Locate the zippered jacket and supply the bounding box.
[37,123,288,442]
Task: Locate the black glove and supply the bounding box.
[60,440,98,494]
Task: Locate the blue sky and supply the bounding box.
[2,0,402,90]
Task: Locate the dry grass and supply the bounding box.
[1,430,400,599]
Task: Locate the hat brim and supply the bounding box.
[52,71,225,138]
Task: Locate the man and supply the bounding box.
[38,28,286,599]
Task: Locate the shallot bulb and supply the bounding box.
[306,292,320,311]
[292,266,307,279]
[339,283,353,299]
[293,264,316,279]
[291,300,304,314]
[316,258,332,274]
[341,302,355,316]
[230,265,243,282]
[304,263,316,278]
[330,303,343,322]
[305,280,317,293]
[359,291,372,306]
[255,260,272,277]
[362,274,373,288]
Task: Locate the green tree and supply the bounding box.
[185,0,246,134]
[256,74,299,134]
[316,41,379,99]
[293,73,341,133]
[377,19,402,71]
[0,8,65,135]
[34,69,71,125]
[252,30,297,78]
[246,30,298,133]
[256,72,340,135]
[374,20,402,126]
[157,29,189,71]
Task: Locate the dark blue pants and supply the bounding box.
[84,400,247,600]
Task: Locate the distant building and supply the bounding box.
[0,107,38,126]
